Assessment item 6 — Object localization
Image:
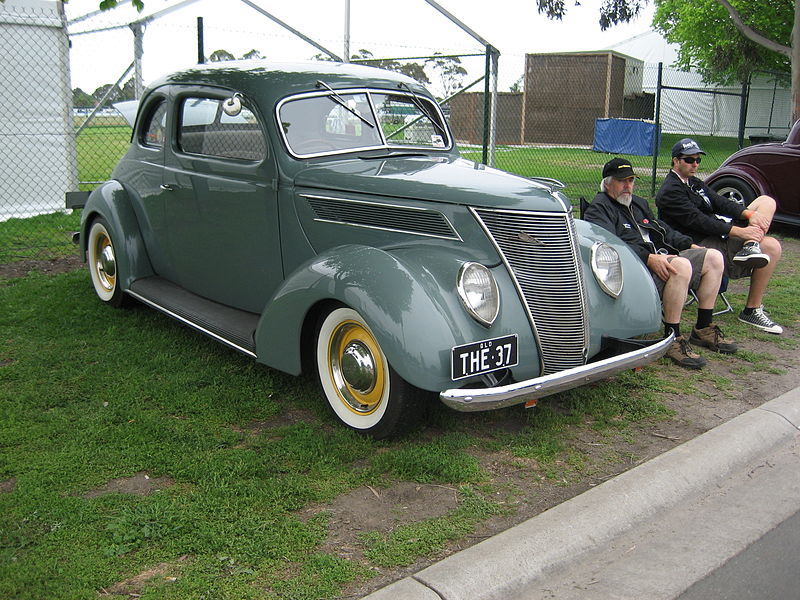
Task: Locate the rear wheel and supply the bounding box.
[315,306,428,439]
[87,218,128,308]
[710,176,756,206]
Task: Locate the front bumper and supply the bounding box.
[440,333,674,412]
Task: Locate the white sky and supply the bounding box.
[64,0,657,96]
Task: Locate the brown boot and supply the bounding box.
[665,336,707,369]
[690,324,738,354]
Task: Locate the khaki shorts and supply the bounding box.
[699,235,752,279]
[651,247,707,297]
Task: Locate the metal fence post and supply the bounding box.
[482,45,491,165]
[737,76,749,149]
[197,16,204,64]
[651,62,663,196]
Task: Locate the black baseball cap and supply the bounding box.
[671,138,706,157]
[602,158,637,179]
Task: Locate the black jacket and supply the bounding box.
[655,170,747,243]
[584,191,694,265]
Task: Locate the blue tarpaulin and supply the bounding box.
[593,118,659,156]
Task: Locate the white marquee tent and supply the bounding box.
[608,30,791,138]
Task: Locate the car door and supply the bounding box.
[161,88,281,313]
[120,93,178,280]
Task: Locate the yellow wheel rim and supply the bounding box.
[328,320,387,415]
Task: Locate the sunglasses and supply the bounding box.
[680,156,702,164]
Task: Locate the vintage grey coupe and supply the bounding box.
[72,60,672,438]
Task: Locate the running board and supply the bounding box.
[128,277,259,357]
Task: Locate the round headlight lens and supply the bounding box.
[457,262,500,327]
[591,242,623,298]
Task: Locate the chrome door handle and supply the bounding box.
[160,184,174,191]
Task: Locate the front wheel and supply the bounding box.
[86,218,128,308]
[315,306,429,439]
[710,176,756,206]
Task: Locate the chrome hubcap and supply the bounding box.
[340,341,377,394]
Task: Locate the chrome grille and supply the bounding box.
[474,208,588,374]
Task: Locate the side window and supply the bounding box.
[178,96,266,161]
[141,100,167,148]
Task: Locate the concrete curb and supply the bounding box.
[362,389,800,600]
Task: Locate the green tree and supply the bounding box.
[208,49,236,62]
[653,0,791,83]
[91,83,115,103]
[98,0,144,10]
[536,0,799,122]
[425,53,467,98]
[241,49,265,60]
[72,88,95,108]
[349,49,430,84]
[313,49,430,84]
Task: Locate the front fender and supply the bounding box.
[254,244,537,391]
[574,219,663,343]
[80,181,154,289]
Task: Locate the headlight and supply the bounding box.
[457,262,500,327]
[591,242,623,298]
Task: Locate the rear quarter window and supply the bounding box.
[140,100,167,148]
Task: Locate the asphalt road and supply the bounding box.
[676,509,800,600]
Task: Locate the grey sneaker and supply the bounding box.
[732,241,769,269]
[665,336,707,369]
[738,306,783,334]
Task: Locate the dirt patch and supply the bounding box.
[298,482,460,563]
[82,472,175,499]
[0,254,83,279]
[0,478,16,494]
[99,556,188,597]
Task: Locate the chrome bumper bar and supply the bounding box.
[440,333,674,412]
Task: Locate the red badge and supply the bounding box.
[642,219,649,224]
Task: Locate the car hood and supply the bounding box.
[292,155,570,212]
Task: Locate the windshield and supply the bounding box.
[278,88,450,157]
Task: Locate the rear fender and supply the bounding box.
[80,181,154,289]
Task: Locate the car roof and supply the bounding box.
[145,60,432,105]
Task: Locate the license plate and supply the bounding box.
[451,334,518,380]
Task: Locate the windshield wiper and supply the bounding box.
[316,80,375,129]
[397,82,447,138]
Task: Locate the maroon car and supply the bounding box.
[705,119,800,227]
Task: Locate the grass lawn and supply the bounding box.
[1,231,798,599]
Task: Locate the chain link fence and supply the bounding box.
[0,4,793,264]
[453,59,793,204]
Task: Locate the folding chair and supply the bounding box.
[686,275,734,316]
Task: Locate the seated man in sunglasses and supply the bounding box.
[656,138,783,334]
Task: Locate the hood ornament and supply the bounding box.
[518,231,545,245]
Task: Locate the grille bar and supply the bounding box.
[474,208,588,374]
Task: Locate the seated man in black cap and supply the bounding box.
[584,158,736,369]
[656,138,783,334]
